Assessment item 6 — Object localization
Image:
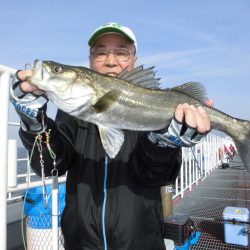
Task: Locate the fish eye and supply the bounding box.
[54,66,62,73]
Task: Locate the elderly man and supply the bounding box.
[10,22,211,250]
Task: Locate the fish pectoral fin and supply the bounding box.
[93,90,121,113]
[98,125,124,159]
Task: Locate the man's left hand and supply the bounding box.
[148,102,212,148]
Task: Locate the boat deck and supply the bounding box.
[173,154,250,249]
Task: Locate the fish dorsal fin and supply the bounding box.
[98,125,124,158]
[172,82,207,102]
[117,65,161,89]
[93,90,121,113]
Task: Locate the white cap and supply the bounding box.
[88,22,137,51]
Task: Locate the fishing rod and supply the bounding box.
[190,147,204,177]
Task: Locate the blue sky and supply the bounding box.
[1,0,250,132]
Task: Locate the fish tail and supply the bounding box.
[231,120,250,172]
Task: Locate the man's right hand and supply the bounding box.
[9,70,48,132]
[16,70,45,95]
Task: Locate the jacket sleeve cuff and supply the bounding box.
[144,133,180,156]
[19,118,56,147]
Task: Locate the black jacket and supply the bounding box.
[20,110,182,250]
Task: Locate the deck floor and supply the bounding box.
[173,154,250,249]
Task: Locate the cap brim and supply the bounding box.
[88,27,135,47]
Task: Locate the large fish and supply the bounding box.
[30,60,250,170]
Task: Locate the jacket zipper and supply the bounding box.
[102,155,108,250]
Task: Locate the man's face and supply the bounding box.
[89,34,137,77]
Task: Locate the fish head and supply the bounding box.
[31,60,97,115]
[31,60,80,93]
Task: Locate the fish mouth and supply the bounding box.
[32,59,51,88]
[32,59,45,83]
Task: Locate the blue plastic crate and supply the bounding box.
[24,183,66,229]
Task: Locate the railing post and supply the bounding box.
[180,151,184,198]
[188,150,192,191]
[0,72,10,250]
[8,139,17,187]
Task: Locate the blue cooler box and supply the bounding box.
[223,207,249,246]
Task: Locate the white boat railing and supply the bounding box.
[173,133,231,200]
[0,67,12,250]
[0,65,234,250]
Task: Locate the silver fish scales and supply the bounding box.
[30,60,250,173]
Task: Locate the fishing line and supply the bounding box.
[24,63,32,70]
[243,170,248,209]
[21,133,39,250]
[190,147,203,177]
[21,129,57,250]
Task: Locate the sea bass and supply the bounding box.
[30,60,250,170]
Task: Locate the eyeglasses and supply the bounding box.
[90,48,133,62]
